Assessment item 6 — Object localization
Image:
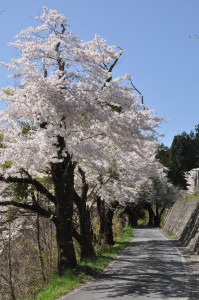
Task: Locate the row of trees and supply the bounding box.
[0,8,178,298]
[157,124,199,189]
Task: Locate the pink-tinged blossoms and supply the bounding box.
[0,7,162,185]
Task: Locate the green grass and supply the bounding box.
[35,227,134,300]
[165,231,178,239]
[183,192,199,201]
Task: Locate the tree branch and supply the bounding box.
[0,200,54,220]
[160,207,166,218]
[102,49,123,88]
[78,167,86,185]
[55,24,66,73]
[74,190,82,209]
[0,175,56,205]
[72,227,82,244]
[130,79,144,105]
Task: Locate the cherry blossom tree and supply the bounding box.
[81,139,161,244]
[135,162,180,226]
[0,7,162,275]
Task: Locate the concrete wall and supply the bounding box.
[163,198,199,253]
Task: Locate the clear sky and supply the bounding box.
[0,0,199,146]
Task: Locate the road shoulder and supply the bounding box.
[160,229,199,300]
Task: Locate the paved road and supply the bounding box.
[60,228,192,300]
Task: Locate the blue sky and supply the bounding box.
[0,0,199,146]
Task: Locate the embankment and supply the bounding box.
[163,198,199,253]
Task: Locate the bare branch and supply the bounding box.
[130,79,144,105]
[80,132,105,142]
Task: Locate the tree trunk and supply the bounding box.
[97,197,118,245]
[51,154,77,276]
[55,218,77,275]
[103,206,115,245]
[153,206,165,227]
[96,196,106,244]
[153,215,161,227]
[146,203,154,226]
[153,204,161,227]
[128,210,138,227]
[74,192,95,259]
[73,167,95,259]
[80,205,95,258]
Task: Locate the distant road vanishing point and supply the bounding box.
[60,228,197,300]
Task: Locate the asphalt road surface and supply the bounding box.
[60,228,193,300]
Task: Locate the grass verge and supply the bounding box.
[163,230,178,239]
[183,192,199,201]
[35,226,134,300]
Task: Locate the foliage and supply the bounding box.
[165,231,178,239]
[156,143,170,168]
[182,192,199,202]
[156,125,199,189]
[168,132,197,188]
[11,182,30,201]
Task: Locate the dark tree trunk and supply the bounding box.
[148,212,154,226]
[73,167,95,259]
[55,217,77,276]
[97,197,118,245]
[153,204,161,227]
[153,206,165,227]
[96,196,106,244]
[121,204,138,227]
[51,153,77,276]
[74,192,95,259]
[79,205,95,258]
[103,206,115,245]
[128,211,138,227]
[153,215,161,227]
[145,203,154,226]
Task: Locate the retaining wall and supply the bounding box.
[163,198,199,253]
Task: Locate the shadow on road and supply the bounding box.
[82,237,198,299]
